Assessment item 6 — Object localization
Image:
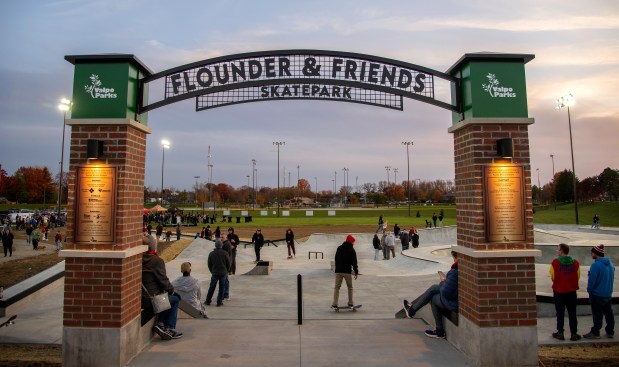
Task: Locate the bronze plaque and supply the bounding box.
[484,165,526,242]
[75,166,117,245]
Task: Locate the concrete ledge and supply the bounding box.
[243,261,273,275]
[453,245,541,259]
[447,315,538,367]
[59,245,147,259]
[0,261,65,317]
[536,292,619,317]
[63,315,148,367]
[65,118,152,134]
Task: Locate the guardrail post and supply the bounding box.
[297,274,303,325]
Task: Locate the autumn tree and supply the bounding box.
[12,166,54,204]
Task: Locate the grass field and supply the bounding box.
[2,202,617,228]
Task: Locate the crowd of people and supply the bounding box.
[88,212,617,345]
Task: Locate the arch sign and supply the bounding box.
[141,50,458,112]
[66,50,533,123]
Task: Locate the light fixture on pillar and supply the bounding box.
[87,139,104,159]
[496,138,513,158]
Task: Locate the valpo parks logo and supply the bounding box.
[482,73,516,98]
[84,74,117,99]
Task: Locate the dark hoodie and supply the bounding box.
[334,241,358,275]
[142,252,174,297]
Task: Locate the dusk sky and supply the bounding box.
[1,0,618,193]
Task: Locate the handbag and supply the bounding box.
[142,284,171,313]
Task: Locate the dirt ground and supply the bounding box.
[1,224,618,366]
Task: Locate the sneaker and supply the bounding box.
[331,305,338,310]
[167,329,183,339]
[583,332,601,339]
[403,300,415,318]
[153,324,172,341]
[224,297,230,301]
[216,303,223,307]
[552,332,565,340]
[204,301,211,305]
[570,334,582,341]
[424,329,446,339]
[607,333,614,339]
[347,304,354,308]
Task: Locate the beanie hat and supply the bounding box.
[143,234,157,251]
[215,239,223,248]
[181,262,191,273]
[346,234,356,244]
[592,244,605,257]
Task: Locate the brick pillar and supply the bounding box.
[60,119,151,367]
[448,118,540,367]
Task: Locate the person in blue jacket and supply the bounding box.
[403,251,458,339]
[584,244,615,339]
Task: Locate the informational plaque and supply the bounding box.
[75,166,117,245]
[483,165,526,243]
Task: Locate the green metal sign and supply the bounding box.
[448,53,534,123]
[66,55,152,123]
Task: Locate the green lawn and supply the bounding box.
[4,202,617,228]
[533,202,619,227]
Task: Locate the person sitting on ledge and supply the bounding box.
[403,251,458,339]
[172,262,208,318]
[142,234,183,340]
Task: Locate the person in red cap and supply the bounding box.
[331,235,359,309]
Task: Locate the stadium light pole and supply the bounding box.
[402,141,413,216]
[194,176,200,204]
[342,168,349,207]
[252,159,256,208]
[550,154,556,210]
[57,98,72,217]
[161,140,170,205]
[557,93,578,224]
[273,142,285,216]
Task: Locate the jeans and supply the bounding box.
[589,294,615,335]
[287,242,296,257]
[411,284,440,313]
[223,276,230,299]
[206,274,228,305]
[158,294,180,329]
[333,273,353,306]
[554,291,578,334]
[231,250,237,274]
[374,249,380,260]
[430,293,447,332]
[254,245,261,261]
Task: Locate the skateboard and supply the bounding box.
[333,305,362,312]
[0,315,17,328]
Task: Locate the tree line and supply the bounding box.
[533,167,619,205]
[3,164,615,207]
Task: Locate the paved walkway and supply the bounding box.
[1,226,618,366]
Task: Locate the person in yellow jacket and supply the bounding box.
[549,243,581,341]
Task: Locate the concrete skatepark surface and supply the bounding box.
[1,225,618,366]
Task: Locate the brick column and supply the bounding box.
[448,118,540,367]
[60,119,151,367]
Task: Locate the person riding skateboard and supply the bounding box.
[331,235,359,310]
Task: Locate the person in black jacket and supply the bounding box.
[227,227,240,274]
[285,228,295,259]
[332,235,359,309]
[141,234,183,340]
[205,239,231,307]
[252,228,265,262]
